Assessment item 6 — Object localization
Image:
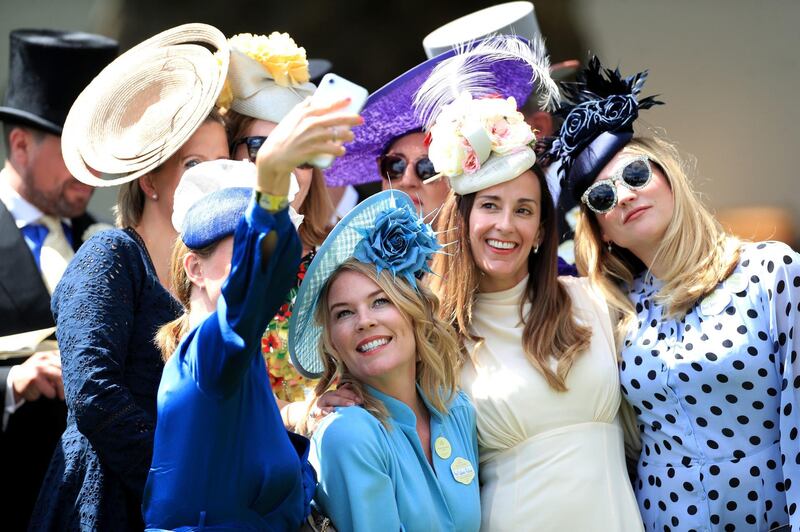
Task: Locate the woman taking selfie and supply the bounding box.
[143,95,361,529]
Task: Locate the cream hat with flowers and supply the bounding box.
[222,32,317,123]
[61,23,229,187]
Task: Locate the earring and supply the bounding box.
[607,242,613,253]
[151,193,158,200]
[533,245,539,254]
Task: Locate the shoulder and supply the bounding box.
[447,390,475,416]
[55,230,146,302]
[75,228,143,262]
[314,406,387,451]
[558,275,609,317]
[443,390,476,427]
[738,241,799,272]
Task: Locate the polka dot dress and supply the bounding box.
[620,242,800,532]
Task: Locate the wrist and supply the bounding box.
[255,190,289,213]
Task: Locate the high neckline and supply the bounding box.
[476,274,529,304]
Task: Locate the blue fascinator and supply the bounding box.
[544,56,663,203]
[181,187,251,249]
[288,190,440,378]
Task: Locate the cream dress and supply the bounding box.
[461,276,642,531]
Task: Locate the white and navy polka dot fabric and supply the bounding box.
[621,241,800,531]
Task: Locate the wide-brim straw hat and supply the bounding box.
[61,23,229,187]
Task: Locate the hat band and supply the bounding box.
[450,147,536,195]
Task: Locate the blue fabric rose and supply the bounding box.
[353,204,441,287]
[559,102,600,155]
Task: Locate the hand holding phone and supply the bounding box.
[308,74,369,169]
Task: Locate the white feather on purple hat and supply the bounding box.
[323,39,544,188]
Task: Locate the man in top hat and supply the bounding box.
[0,28,117,529]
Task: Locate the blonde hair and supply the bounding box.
[114,108,225,228]
[224,109,333,249]
[430,165,591,391]
[305,259,460,429]
[573,136,741,345]
[155,238,220,360]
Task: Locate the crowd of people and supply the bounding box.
[0,3,798,531]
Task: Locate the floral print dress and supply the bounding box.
[262,250,318,402]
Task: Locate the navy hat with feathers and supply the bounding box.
[542,56,663,203]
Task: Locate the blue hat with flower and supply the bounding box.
[288,189,440,378]
[543,56,663,203]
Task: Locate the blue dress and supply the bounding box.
[620,241,800,531]
[311,386,481,532]
[30,228,182,531]
[143,199,315,531]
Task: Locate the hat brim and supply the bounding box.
[324,39,537,188]
[288,189,415,378]
[61,23,228,187]
[0,107,62,135]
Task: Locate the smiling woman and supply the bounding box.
[288,190,481,532]
[420,37,644,531]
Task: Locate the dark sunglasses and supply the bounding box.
[378,154,436,182]
[581,155,653,214]
[230,136,313,169]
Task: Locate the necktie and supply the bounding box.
[37,215,75,293]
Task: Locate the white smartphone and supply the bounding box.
[308,73,369,169]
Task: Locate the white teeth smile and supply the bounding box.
[487,239,517,250]
[357,338,389,353]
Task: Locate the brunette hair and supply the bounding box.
[574,136,741,345]
[225,109,333,249]
[430,165,591,391]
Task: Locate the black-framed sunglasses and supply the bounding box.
[377,154,436,182]
[230,136,313,169]
[581,155,653,214]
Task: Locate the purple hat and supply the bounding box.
[324,41,539,187]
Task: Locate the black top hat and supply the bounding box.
[0,29,118,135]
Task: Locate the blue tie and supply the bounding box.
[19,221,73,270]
[20,223,49,269]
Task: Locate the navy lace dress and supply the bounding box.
[30,228,181,531]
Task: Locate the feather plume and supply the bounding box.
[413,34,560,131]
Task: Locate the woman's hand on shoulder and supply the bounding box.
[255,97,362,196]
[315,384,362,415]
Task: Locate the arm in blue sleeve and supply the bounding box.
[190,198,301,397]
[767,244,800,529]
[312,411,404,532]
[52,234,156,494]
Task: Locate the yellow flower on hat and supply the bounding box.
[228,32,310,87]
[214,50,234,110]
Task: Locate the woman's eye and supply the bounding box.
[516,207,533,215]
[480,201,497,210]
[184,158,202,169]
[335,309,353,320]
[373,297,390,308]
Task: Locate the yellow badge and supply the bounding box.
[450,457,475,485]
[434,437,452,459]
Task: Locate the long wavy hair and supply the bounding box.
[225,109,333,250]
[307,259,460,427]
[430,165,591,391]
[573,136,741,346]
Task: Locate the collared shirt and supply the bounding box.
[311,385,481,532]
[0,170,72,257]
